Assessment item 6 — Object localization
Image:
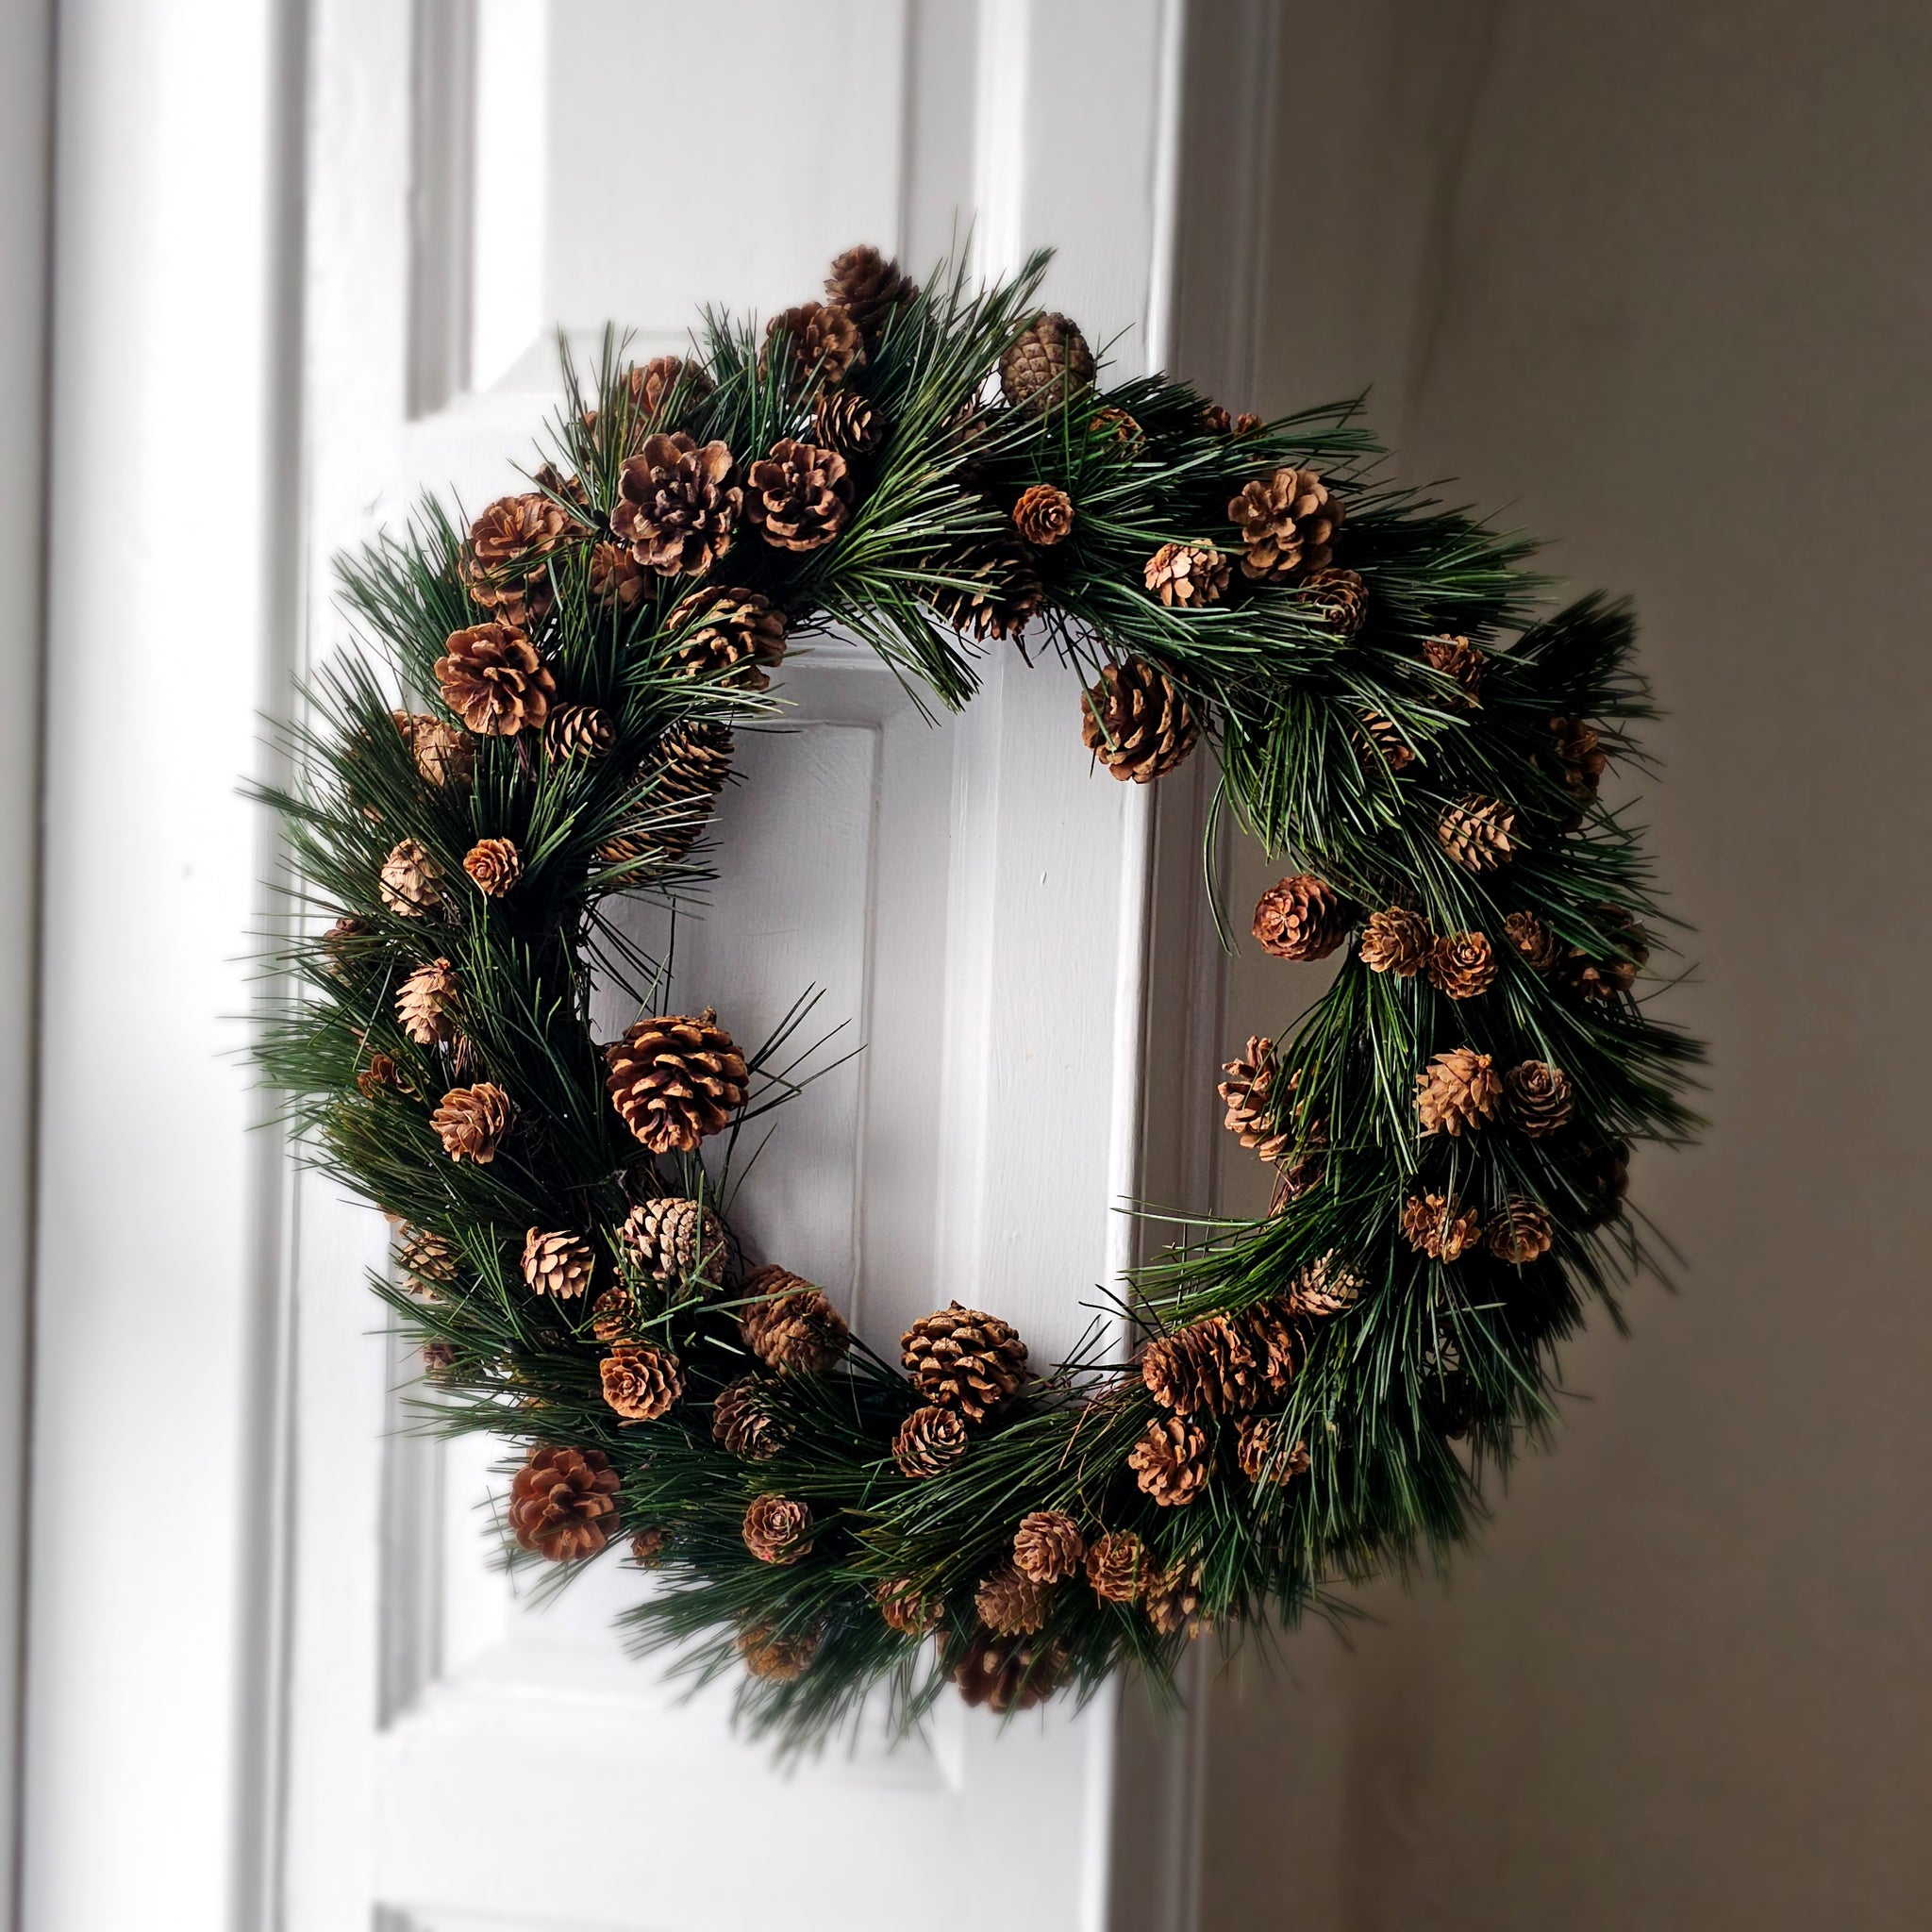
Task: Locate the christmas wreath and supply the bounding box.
[259,246,1700,1750]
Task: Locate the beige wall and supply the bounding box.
[1191,3,1932,1925]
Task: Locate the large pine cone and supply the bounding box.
[892,1404,969,1478]
[745,439,852,553]
[1141,1314,1262,1416]
[508,1444,620,1561]
[1421,633,1486,704]
[395,957,459,1045]
[379,838,443,917]
[924,535,1041,641]
[1085,1530,1147,1603]
[1438,795,1517,872]
[521,1226,594,1299]
[464,492,574,625]
[813,388,886,458]
[1359,907,1432,977]
[901,1304,1028,1421]
[761,302,863,394]
[712,1375,791,1462]
[740,1265,850,1374]
[435,623,556,737]
[1415,1046,1503,1136]
[543,703,614,764]
[1252,874,1353,960]
[1505,908,1565,973]
[1127,1414,1212,1507]
[1426,930,1498,999]
[621,1196,726,1291]
[599,1341,684,1423]
[825,243,918,340]
[1235,1416,1309,1487]
[610,432,741,577]
[998,311,1096,415]
[1081,659,1199,783]
[1283,1254,1364,1318]
[589,357,715,455]
[1227,466,1341,580]
[1506,1058,1574,1138]
[1488,1195,1556,1264]
[1401,1191,1483,1261]
[975,1563,1051,1636]
[430,1082,511,1163]
[954,1632,1064,1713]
[1012,1510,1085,1586]
[1143,541,1230,608]
[605,1008,748,1153]
[600,722,734,868]
[741,1493,814,1565]
[393,709,475,789]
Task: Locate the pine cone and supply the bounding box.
[396,1224,458,1291]
[430,1082,511,1163]
[1506,1058,1574,1138]
[1252,874,1353,960]
[419,1341,458,1376]
[739,1620,820,1682]
[588,540,649,610]
[379,838,442,917]
[1085,1530,1146,1603]
[621,1196,727,1291]
[1573,1141,1631,1228]
[600,722,735,867]
[1242,1299,1298,1391]
[893,1404,969,1478]
[629,1524,668,1567]
[1087,406,1144,452]
[1400,1192,1483,1261]
[1080,659,1199,783]
[395,957,459,1044]
[1567,905,1649,999]
[825,243,917,340]
[521,1226,594,1299]
[712,1375,790,1461]
[1355,711,1417,774]
[1283,1253,1364,1317]
[1013,483,1074,546]
[954,1632,1063,1713]
[760,301,863,394]
[1487,1195,1556,1264]
[813,388,886,458]
[591,357,715,452]
[357,1052,407,1100]
[1426,930,1497,999]
[1298,566,1368,636]
[1359,907,1432,977]
[876,1578,942,1636]
[508,1444,621,1561]
[1236,1415,1310,1486]
[975,1562,1051,1636]
[1227,467,1341,580]
[1013,1509,1085,1585]
[1438,795,1517,872]
[745,439,852,553]
[924,536,1041,641]
[1504,909,1565,973]
[434,623,556,736]
[1141,1314,1262,1416]
[1143,1560,1204,1637]
[1127,1414,1212,1507]
[1142,541,1229,608]
[663,585,788,688]
[1218,1035,1288,1163]
[1421,633,1486,704]
[464,492,574,626]
[741,1492,814,1565]
[590,1286,633,1342]
[544,704,614,763]
[998,311,1096,415]
[1271,1117,1329,1210]
[599,1341,684,1423]
[610,432,742,577]
[1547,715,1607,806]
[1200,403,1234,435]
[741,1265,850,1374]
[900,1304,1028,1421]
[393,710,475,789]
[1415,1047,1502,1136]
[461,836,522,898]
[605,1008,748,1153]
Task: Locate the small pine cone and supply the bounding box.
[599,1341,684,1423]
[1359,907,1432,977]
[395,957,459,1045]
[1243,1299,1298,1391]
[1143,541,1229,608]
[1200,402,1234,435]
[610,432,742,578]
[508,1445,620,1561]
[1415,1046,1502,1137]
[1547,715,1607,805]
[600,721,735,868]
[924,535,1041,641]
[521,1226,595,1299]
[430,1082,512,1163]
[1234,411,1262,434]
[1488,1195,1556,1264]
[1236,1415,1310,1486]
[1252,874,1353,960]
[1438,796,1517,872]
[393,710,475,789]
[1012,483,1074,546]
[663,584,788,688]
[813,387,886,458]
[1421,633,1486,704]
[629,1526,668,1568]
[621,1196,727,1291]
[1426,930,1498,999]
[613,355,715,432]
[397,1224,458,1290]
[1080,659,1199,783]
[741,1265,850,1374]
[900,1304,1028,1422]
[1506,1058,1574,1138]
[761,301,863,394]
[588,540,649,610]
[1568,905,1650,1000]
[1284,1253,1365,1317]
[745,438,852,553]
[1356,711,1417,774]
[434,623,556,736]
[739,1620,820,1682]
[1012,1510,1086,1586]
[1143,1560,1204,1638]
[321,916,370,979]
[998,311,1096,415]
[876,1578,942,1636]
[1141,1314,1262,1417]
[1227,467,1341,580]
[1127,1414,1212,1507]
[419,1341,458,1375]
[954,1632,1063,1714]
[605,1008,749,1154]
[589,1286,633,1342]
[461,836,522,898]
[741,1492,814,1565]
[825,242,918,340]
[1401,1192,1483,1261]
[1271,1119,1329,1210]
[975,1563,1051,1637]
[712,1375,791,1462]
[379,838,442,917]
[544,704,615,763]
[893,1404,970,1479]
[1085,1530,1146,1603]
[1218,1035,1288,1163]
[1087,406,1144,452]
[464,492,573,626]
[1504,909,1565,973]
[356,1052,406,1100]
[1574,1141,1631,1229]
[1298,566,1368,636]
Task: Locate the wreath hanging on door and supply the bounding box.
[259,246,1699,1750]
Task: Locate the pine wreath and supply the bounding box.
[258,247,1701,1752]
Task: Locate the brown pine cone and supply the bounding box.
[1504,909,1565,972]
[744,439,852,553]
[461,836,522,898]
[1080,659,1199,783]
[1200,403,1234,435]
[430,1082,511,1163]
[1013,483,1074,546]
[1426,930,1498,999]
[508,1444,620,1561]
[1235,1415,1310,1486]
[1416,1047,1502,1136]
[825,243,918,339]
[741,1266,850,1374]
[599,722,735,868]
[975,1563,1051,1636]
[605,1008,748,1153]
[585,358,715,455]
[1438,795,1517,872]
[356,1052,407,1100]
[760,301,863,394]
[1421,633,1486,704]
[1142,540,1229,608]
[395,957,459,1045]
[901,1304,1028,1421]
[599,1341,684,1423]
[393,710,475,789]
[741,1492,814,1565]
[1141,1314,1262,1416]
[396,1224,458,1290]
[1252,874,1353,960]
[813,388,886,458]
[1085,1530,1147,1603]
[621,1196,727,1291]
[998,311,1096,415]
[663,585,788,687]
[1127,1414,1212,1507]
[1234,411,1262,435]
[589,1286,633,1342]
[1243,1299,1298,1391]
[1567,906,1649,999]
[893,1404,969,1479]
[521,1226,594,1299]
[1359,907,1432,977]
[1227,467,1341,580]
[1356,711,1417,774]
[419,1341,458,1376]
[588,540,649,610]
[379,838,442,917]
[1401,1192,1483,1261]
[1087,406,1144,452]
[1547,715,1607,806]
[1506,1058,1574,1138]
[435,623,556,736]
[629,1525,668,1567]
[1298,566,1368,636]
[954,1632,1063,1713]
[610,432,742,577]
[739,1620,820,1682]
[464,492,574,626]
[924,536,1041,641]
[543,704,614,763]
[1271,1115,1330,1210]
[1012,1510,1086,1586]
[1488,1196,1556,1264]
[1143,1560,1204,1638]
[876,1578,942,1636]
[712,1375,790,1462]
[1284,1253,1364,1317]
[1218,1035,1288,1163]
[1574,1141,1631,1228]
